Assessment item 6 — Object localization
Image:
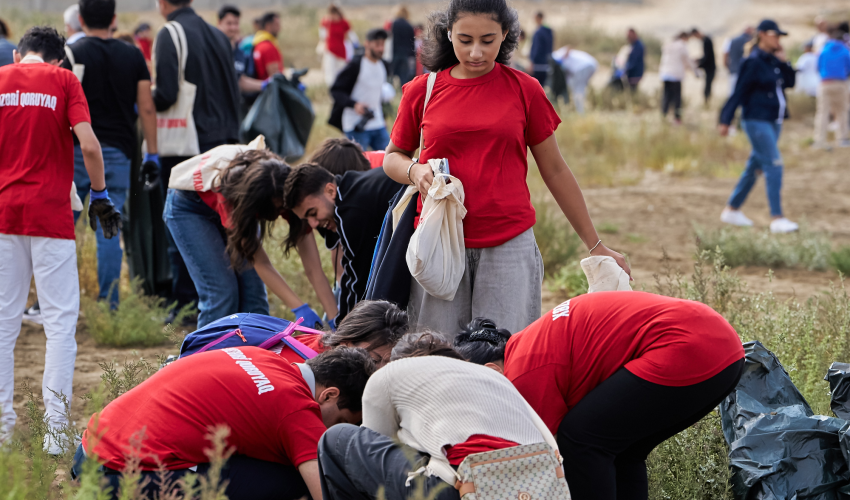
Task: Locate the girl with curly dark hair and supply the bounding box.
[382,0,630,337]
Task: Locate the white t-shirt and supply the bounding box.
[795,52,820,97]
[341,57,387,133]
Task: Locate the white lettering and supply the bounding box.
[0,90,57,110]
[552,300,571,321]
[222,349,275,395]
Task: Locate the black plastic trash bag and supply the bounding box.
[240,73,314,161]
[720,341,850,500]
[827,363,850,420]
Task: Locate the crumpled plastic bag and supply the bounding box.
[240,73,313,161]
[826,362,850,420]
[406,159,467,301]
[580,256,631,293]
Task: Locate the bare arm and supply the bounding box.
[73,122,106,191]
[266,61,281,77]
[253,245,305,309]
[383,141,433,197]
[296,231,339,319]
[238,74,265,94]
[137,80,157,154]
[297,460,324,500]
[530,134,631,276]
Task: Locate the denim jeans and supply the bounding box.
[727,120,784,217]
[163,189,269,327]
[345,126,390,152]
[73,146,130,306]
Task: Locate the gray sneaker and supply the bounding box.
[22,301,43,325]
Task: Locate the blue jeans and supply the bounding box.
[345,126,390,151]
[163,189,269,328]
[727,120,784,217]
[73,146,130,306]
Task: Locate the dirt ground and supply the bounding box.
[11,0,850,429]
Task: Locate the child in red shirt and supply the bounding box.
[455,291,745,500]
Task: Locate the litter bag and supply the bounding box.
[720,341,850,500]
[240,74,314,161]
[406,159,467,301]
[827,362,850,420]
[580,256,631,293]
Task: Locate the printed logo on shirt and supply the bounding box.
[0,91,57,110]
[157,118,188,129]
[222,347,275,395]
[552,300,571,321]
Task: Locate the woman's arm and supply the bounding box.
[296,231,339,319]
[384,141,433,197]
[530,134,631,276]
[253,245,305,310]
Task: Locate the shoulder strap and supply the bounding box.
[64,45,75,66]
[418,71,439,155]
[164,22,188,84]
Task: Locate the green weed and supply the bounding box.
[532,204,583,275]
[695,225,832,271]
[547,261,589,298]
[830,246,850,276]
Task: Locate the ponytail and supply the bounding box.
[453,317,510,365]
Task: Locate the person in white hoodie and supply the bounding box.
[552,46,598,113]
[317,334,556,499]
[659,32,697,124]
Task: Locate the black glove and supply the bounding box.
[139,153,161,191]
[88,198,123,239]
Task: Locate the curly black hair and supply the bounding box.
[419,0,521,72]
[453,317,510,365]
[18,26,65,62]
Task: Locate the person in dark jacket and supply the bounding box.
[719,19,798,234]
[0,19,15,67]
[530,11,553,87]
[624,28,644,92]
[153,0,241,318]
[691,28,716,104]
[390,6,415,87]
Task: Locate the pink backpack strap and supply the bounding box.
[257,318,321,359]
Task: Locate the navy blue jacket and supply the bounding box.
[719,48,795,125]
[625,39,645,79]
[530,26,554,66]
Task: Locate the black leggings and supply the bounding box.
[661,80,683,120]
[558,359,744,500]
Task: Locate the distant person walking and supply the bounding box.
[624,28,644,91]
[64,4,85,45]
[390,5,415,87]
[552,46,597,113]
[691,28,716,105]
[795,42,820,97]
[153,0,240,319]
[719,20,798,234]
[659,32,696,124]
[723,26,754,95]
[0,20,14,67]
[529,11,553,87]
[812,17,831,55]
[253,12,283,80]
[813,28,850,149]
[134,23,153,63]
[320,5,352,87]
[330,29,392,151]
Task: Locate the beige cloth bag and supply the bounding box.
[168,135,266,192]
[580,256,631,293]
[145,21,199,157]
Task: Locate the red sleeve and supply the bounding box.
[389,75,428,152]
[509,365,569,435]
[342,19,351,32]
[278,408,327,466]
[65,72,91,127]
[523,78,561,146]
[364,150,385,168]
[253,42,283,78]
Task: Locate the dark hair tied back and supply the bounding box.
[420,0,521,72]
[454,317,510,365]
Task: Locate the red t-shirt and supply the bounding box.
[253,41,283,80]
[83,347,326,471]
[0,62,90,240]
[504,291,745,434]
[364,150,385,169]
[391,63,561,248]
[197,190,232,228]
[276,333,326,364]
[322,18,350,60]
[444,435,518,466]
[137,37,152,62]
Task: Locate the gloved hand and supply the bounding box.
[88,189,123,239]
[292,303,323,330]
[140,152,160,191]
[261,78,272,91]
[327,317,337,332]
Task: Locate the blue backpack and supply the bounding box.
[179,313,324,360]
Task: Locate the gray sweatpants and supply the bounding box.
[409,228,544,338]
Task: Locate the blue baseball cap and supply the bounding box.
[757,19,788,36]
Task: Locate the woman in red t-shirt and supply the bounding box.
[454,291,745,500]
[320,5,352,86]
[383,0,630,336]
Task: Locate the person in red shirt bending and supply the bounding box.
[454,291,745,500]
[383,0,629,336]
[72,347,375,500]
[0,26,121,451]
[252,12,283,80]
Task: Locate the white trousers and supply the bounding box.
[323,52,348,87]
[0,234,78,437]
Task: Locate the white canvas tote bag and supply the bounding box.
[168,135,266,192]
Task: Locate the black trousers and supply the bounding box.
[558,359,744,500]
[703,67,716,103]
[318,424,459,500]
[661,80,683,120]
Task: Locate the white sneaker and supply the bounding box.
[22,301,43,326]
[720,208,753,227]
[770,218,799,233]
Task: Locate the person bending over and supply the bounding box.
[73,347,375,500]
[454,291,745,500]
[318,334,554,500]
[283,163,401,323]
[277,299,409,366]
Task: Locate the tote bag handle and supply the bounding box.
[417,71,439,156]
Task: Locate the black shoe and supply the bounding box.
[22,301,43,325]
